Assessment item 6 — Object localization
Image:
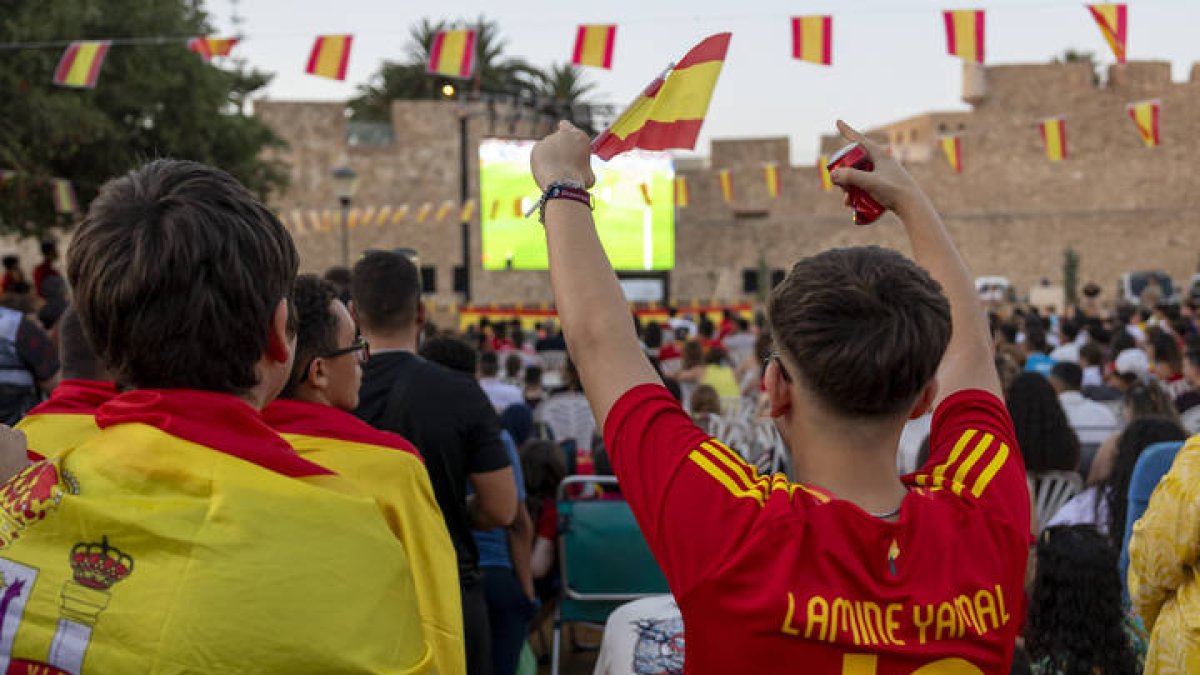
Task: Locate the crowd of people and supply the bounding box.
[0,121,1194,674]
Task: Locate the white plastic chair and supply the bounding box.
[1029,471,1084,532]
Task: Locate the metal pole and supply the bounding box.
[339,196,351,268]
[459,110,471,303]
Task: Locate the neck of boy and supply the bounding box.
[360,326,419,354]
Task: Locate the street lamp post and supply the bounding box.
[331,166,359,269]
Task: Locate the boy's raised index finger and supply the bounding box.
[836,120,881,155]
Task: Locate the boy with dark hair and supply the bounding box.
[0,160,433,673]
[529,121,1029,672]
[263,275,463,675]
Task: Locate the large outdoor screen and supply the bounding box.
[479,139,675,271]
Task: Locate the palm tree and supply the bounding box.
[533,63,600,134]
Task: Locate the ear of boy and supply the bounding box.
[908,380,939,421]
[266,299,292,364]
[765,360,792,418]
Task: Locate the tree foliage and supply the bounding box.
[0,0,287,239]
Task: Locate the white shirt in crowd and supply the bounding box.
[594,595,683,675]
[1046,485,1109,535]
[1058,390,1120,445]
[666,317,697,339]
[479,377,524,413]
[1049,342,1079,363]
[896,413,933,475]
[1082,365,1105,389]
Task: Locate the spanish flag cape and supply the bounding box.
[16,379,118,461]
[0,389,434,674]
[263,398,465,675]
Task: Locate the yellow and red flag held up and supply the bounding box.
[591,33,732,161]
[572,25,617,69]
[306,35,353,81]
[1127,100,1160,147]
[674,176,689,208]
[51,179,78,215]
[188,37,239,62]
[791,16,832,66]
[1087,4,1128,64]
[817,155,834,192]
[718,170,734,203]
[1039,118,1068,161]
[764,163,781,198]
[427,30,477,79]
[944,10,985,63]
[53,41,111,89]
[940,136,964,173]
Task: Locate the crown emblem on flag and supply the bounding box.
[69,537,133,590]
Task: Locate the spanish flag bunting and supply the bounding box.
[591,32,731,160]
[290,210,306,233]
[188,37,239,62]
[718,170,734,203]
[347,208,361,229]
[791,16,832,66]
[512,198,525,218]
[306,35,353,81]
[415,203,433,223]
[361,206,378,228]
[639,183,652,207]
[322,210,336,232]
[391,205,410,224]
[53,41,111,89]
[1087,4,1127,64]
[817,156,834,192]
[674,176,689,208]
[434,201,455,223]
[764,163,781,198]
[51,179,78,215]
[1039,118,1068,161]
[940,136,964,173]
[375,205,392,226]
[1127,100,1160,147]
[489,199,501,220]
[572,25,617,70]
[427,30,477,79]
[460,199,477,222]
[943,10,985,63]
[308,211,322,233]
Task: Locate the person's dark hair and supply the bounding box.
[698,317,715,340]
[1099,417,1186,549]
[1027,525,1141,675]
[1007,372,1080,472]
[643,321,663,350]
[322,265,351,287]
[768,246,951,418]
[1,256,17,271]
[1151,331,1182,373]
[37,275,69,330]
[736,317,750,331]
[420,334,478,375]
[524,364,543,387]
[1123,381,1180,425]
[68,159,297,393]
[1049,361,1083,391]
[1110,329,1136,358]
[58,306,107,382]
[478,350,500,378]
[1079,342,1105,369]
[690,384,721,416]
[995,352,1021,393]
[704,345,727,366]
[681,340,704,369]
[504,353,522,379]
[40,240,57,258]
[281,275,339,399]
[1024,321,1049,354]
[997,322,1019,345]
[1059,319,1080,343]
[521,438,568,521]
[672,326,689,343]
[350,250,421,334]
[561,357,581,392]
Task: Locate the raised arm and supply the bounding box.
[530,122,661,428]
[830,121,1000,404]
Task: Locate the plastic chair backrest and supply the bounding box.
[1030,470,1084,531]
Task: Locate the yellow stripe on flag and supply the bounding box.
[1041,118,1067,161]
[460,200,476,222]
[428,30,476,79]
[307,35,352,81]
[54,41,111,88]
[375,206,392,226]
[1088,4,1127,63]
[940,136,963,173]
[435,201,454,222]
[794,17,832,65]
[718,170,733,203]
[675,176,689,208]
[573,25,616,69]
[1128,100,1160,147]
[818,156,834,192]
[392,205,410,224]
[415,203,433,223]
[611,61,725,140]
[945,10,985,63]
[764,164,781,198]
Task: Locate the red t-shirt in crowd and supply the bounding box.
[536,497,558,541]
[658,343,682,361]
[603,385,1030,675]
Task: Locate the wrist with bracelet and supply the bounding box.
[529,180,593,224]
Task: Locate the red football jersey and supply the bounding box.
[603,385,1030,675]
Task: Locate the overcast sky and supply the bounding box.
[210,0,1198,164]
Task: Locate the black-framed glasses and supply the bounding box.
[319,335,370,364]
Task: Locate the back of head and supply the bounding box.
[350,250,421,335]
[1059,319,1080,343]
[282,275,338,398]
[768,246,951,418]
[1078,342,1105,369]
[524,364,543,387]
[419,334,478,375]
[1049,361,1083,392]
[504,353,522,379]
[478,350,500,378]
[1104,417,1186,546]
[40,240,57,259]
[1151,331,1182,371]
[1006,372,1080,472]
[69,159,297,393]
[681,340,704,368]
[521,438,567,499]
[58,306,108,382]
[690,384,721,415]
[1123,381,1179,423]
[1028,525,1137,674]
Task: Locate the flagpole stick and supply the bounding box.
[642,204,653,270]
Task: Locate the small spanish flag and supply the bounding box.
[435,201,455,223]
[943,10,985,63]
[940,136,964,173]
[460,199,476,222]
[764,163,781,198]
[592,33,731,160]
[718,170,734,203]
[188,37,239,62]
[511,198,525,218]
[415,203,433,223]
[375,205,392,226]
[391,205,410,225]
[674,176,689,208]
[360,206,378,228]
[53,41,112,89]
[639,183,653,207]
[427,30,477,79]
[1087,4,1128,64]
[1039,118,1068,161]
[791,16,832,66]
[817,156,834,192]
[572,25,617,70]
[51,179,78,215]
[306,35,353,81]
[1127,100,1160,147]
[347,208,361,230]
[489,199,501,220]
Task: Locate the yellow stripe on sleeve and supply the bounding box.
[923,429,978,488]
[951,433,995,496]
[971,442,1010,498]
[688,449,765,506]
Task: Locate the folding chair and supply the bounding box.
[1029,470,1084,532]
[551,476,670,675]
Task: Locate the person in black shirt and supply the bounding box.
[351,250,516,675]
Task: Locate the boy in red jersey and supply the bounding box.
[529,121,1029,674]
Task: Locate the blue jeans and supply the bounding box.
[482,565,539,675]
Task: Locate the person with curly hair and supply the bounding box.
[1027,525,1146,674]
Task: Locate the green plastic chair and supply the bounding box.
[551,476,670,675]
